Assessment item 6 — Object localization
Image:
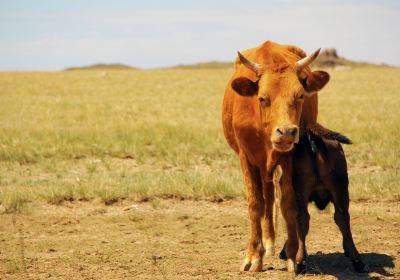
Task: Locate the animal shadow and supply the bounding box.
[305,252,395,279]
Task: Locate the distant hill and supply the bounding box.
[313,48,377,68]
[65,50,386,72]
[168,51,375,70]
[64,63,139,71]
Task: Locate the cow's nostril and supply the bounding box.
[276,127,298,138]
[276,128,284,136]
[290,127,298,136]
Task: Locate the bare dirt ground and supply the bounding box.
[0,199,399,280]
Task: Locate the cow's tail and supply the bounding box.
[307,122,352,144]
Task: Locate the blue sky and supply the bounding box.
[0,0,399,70]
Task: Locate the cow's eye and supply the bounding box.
[264,97,271,106]
[258,97,271,107]
[297,94,305,100]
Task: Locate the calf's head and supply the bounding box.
[231,49,329,152]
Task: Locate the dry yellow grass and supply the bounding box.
[0,66,399,212]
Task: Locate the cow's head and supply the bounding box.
[231,49,329,152]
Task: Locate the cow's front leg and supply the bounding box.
[295,198,310,274]
[260,171,276,258]
[279,156,299,273]
[279,198,311,274]
[239,153,265,272]
[293,175,313,274]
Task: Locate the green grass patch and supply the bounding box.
[0,67,399,211]
[0,188,31,213]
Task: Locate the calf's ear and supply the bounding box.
[231,77,259,96]
[305,71,330,92]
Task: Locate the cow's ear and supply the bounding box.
[305,71,330,92]
[231,77,259,96]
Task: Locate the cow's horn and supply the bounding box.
[296,48,321,77]
[237,51,263,76]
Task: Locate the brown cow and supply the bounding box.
[222,41,357,272]
[278,130,368,273]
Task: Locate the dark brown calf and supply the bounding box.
[279,130,368,273]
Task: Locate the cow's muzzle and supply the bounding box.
[272,125,299,152]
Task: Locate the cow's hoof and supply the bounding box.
[287,259,295,273]
[352,259,369,273]
[241,259,262,272]
[344,250,349,257]
[279,248,287,260]
[295,260,307,274]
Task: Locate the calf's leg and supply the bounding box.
[330,175,368,272]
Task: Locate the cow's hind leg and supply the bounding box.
[239,152,265,272]
[330,174,368,273]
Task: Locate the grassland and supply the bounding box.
[0,66,399,213]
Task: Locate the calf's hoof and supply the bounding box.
[295,260,307,274]
[279,248,287,260]
[352,259,369,273]
[241,259,262,272]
